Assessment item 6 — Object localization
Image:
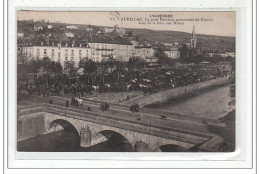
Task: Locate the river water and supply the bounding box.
[149,85,232,119]
[18,85,232,152]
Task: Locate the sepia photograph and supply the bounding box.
[16,11,236,152]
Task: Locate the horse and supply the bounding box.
[76,98,83,107]
[92,85,100,92]
[126,84,132,91]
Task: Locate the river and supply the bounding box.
[148,85,232,119]
[17,130,134,152]
[17,85,232,152]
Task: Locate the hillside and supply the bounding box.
[125,28,235,50]
[17,20,235,50]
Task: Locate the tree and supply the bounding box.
[127,31,133,37]
[83,59,97,75]
[179,43,189,61]
[55,62,63,75]
[128,57,146,70]
[29,58,42,76]
[17,53,29,65]
[78,57,88,68]
[64,60,76,76]
[154,48,168,66]
[83,59,97,84]
[42,57,51,72]
[49,61,63,75]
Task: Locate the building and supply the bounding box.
[190,25,197,49]
[133,45,155,59]
[34,22,47,31]
[21,39,92,68]
[19,34,134,67]
[144,57,159,68]
[104,25,126,36]
[86,34,133,62]
[65,32,75,38]
[163,43,172,46]
[66,25,78,29]
[17,32,24,38]
[163,47,180,59]
[47,25,53,29]
[104,27,114,33]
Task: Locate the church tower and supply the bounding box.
[191,25,197,49]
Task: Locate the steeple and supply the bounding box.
[191,25,197,49]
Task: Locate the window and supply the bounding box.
[71,50,74,56]
[18,47,21,52]
[52,49,55,55]
[44,49,47,54]
[37,48,40,55]
[65,49,68,56]
[79,50,82,55]
[65,57,68,61]
[58,52,61,59]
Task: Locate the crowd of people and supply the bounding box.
[18,63,231,98]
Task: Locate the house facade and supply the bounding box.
[164,47,180,59]
[21,42,92,67]
[20,39,134,67]
[133,46,155,59]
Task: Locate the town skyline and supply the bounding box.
[17,11,236,37]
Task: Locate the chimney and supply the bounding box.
[79,43,82,47]
[65,43,68,47]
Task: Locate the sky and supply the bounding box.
[17,11,236,37]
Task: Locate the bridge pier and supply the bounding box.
[80,127,92,148]
[134,141,149,152]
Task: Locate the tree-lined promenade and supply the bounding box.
[17,52,233,101]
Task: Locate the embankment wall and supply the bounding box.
[138,76,229,107]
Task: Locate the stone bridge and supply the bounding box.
[17,104,216,152]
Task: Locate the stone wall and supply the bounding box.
[17,112,45,142]
[138,76,229,107]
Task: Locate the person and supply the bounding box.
[42,87,46,98]
[66,100,69,107]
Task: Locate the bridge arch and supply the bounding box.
[153,144,190,152]
[48,119,80,137]
[91,130,135,152]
